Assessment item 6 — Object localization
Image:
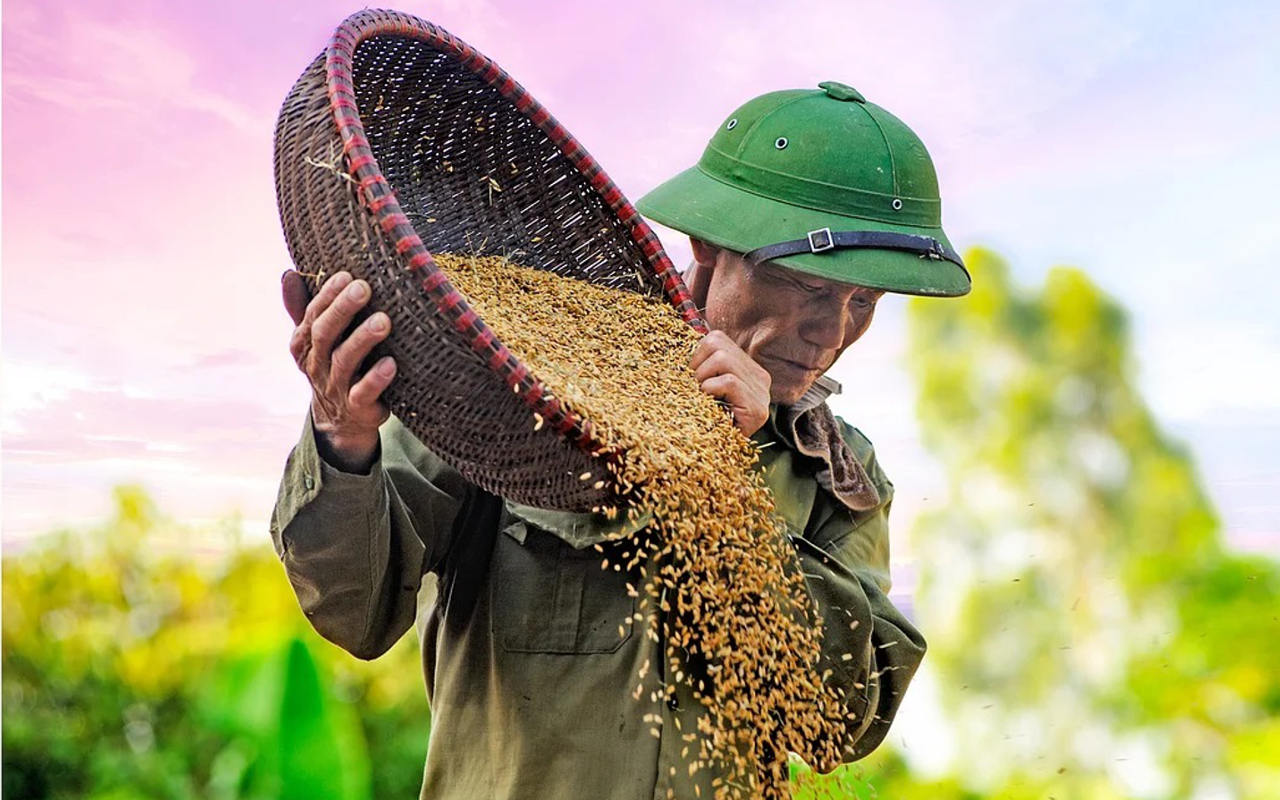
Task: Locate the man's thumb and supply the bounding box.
[281,270,310,325]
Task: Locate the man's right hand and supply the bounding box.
[284,270,396,473]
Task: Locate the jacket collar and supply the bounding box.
[768,374,881,512]
[765,374,843,447]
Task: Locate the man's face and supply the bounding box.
[694,243,884,406]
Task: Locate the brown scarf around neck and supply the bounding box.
[776,375,881,512]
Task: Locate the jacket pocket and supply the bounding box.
[490,520,638,654]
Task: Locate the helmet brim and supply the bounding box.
[637,164,971,297]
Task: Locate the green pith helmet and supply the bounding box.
[637,82,970,297]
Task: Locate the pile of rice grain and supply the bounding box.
[438,253,860,799]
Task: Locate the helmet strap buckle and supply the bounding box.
[807,227,835,253]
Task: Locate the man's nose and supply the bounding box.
[797,308,848,350]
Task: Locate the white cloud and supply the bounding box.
[1,362,97,433]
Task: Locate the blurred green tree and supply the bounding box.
[895,248,1280,799]
[2,486,428,800]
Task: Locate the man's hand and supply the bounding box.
[283,270,395,473]
[690,330,772,437]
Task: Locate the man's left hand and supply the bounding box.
[690,330,772,437]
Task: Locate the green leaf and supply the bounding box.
[276,636,371,800]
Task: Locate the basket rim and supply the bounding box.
[322,8,707,452]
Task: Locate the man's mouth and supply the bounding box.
[765,354,822,372]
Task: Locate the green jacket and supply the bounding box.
[269,387,925,799]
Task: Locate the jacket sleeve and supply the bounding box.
[796,425,927,766]
[268,410,473,659]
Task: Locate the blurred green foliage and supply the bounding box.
[893,249,1280,799]
[4,248,1277,798]
[2,486,428,800]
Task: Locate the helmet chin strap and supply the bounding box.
[743,227,965,269]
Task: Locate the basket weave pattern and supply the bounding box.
[274,9,706,510]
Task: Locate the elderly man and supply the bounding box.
[272,81,969,799]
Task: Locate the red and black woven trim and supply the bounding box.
[324,8,706,452]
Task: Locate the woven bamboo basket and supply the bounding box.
[274,9,707,511]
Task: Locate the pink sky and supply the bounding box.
[4,0,1278,559]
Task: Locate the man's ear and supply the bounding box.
[689,237,720,268]
[684,237,719,310]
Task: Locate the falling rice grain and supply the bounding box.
[439,253,857,800]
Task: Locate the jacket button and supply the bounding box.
[304,474,315,490]
[666,696,679,711]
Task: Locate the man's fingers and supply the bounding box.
[689,331,729,372]
[303,271,353,325]
[699,372,746,402]
[330,312,391,387]
[693,349,735,383]
[700,374,756,434]
[693,347,770,397]
[700,373,768,435]
[290,272,351,373]
[289,323,309,364]
[348,356,397,410]
[282,271,312,326]
[311,279,371,363]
